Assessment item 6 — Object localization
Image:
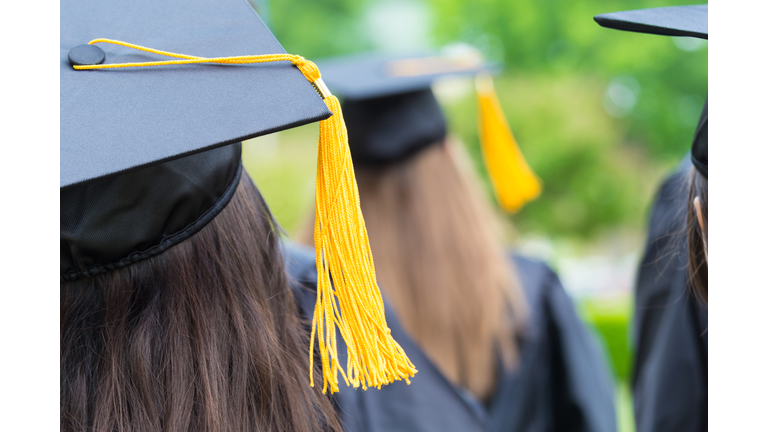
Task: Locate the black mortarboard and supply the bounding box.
[594,4,707,39]
[318,52,486,165]
[343,90,447,165]
[61,0,415,392]
[318,52,541,212]
[61,0,330,280]
[61,0,330,188]
[594,5,708,177]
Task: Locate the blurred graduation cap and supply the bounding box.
[61,0,415,393]
[318,51,542,212]
[595,4,708,177]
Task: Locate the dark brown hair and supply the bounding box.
[687,167,708,303]
[302,141,527,402]
[60,173,341,432]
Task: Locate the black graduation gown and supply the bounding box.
[282,242,617,432]
[632,157,708,432]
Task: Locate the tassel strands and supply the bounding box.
[73,39,417,393]
[312,95,416,393]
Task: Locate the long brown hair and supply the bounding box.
[303,140,527,401]
[687,167,708,303]
[61,173,341,432]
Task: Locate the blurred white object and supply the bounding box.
[672,36,707,52]
[557,252,638,299]
[366,0,432,52]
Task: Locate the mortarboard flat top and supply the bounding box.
[594,4,708,40]
[60,0,331,188]
[317,52,495,101]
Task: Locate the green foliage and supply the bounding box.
[265,0,707,239]
[578,295,636,431]
[426,0,708,161]
[579,296,634,383]
[268,0,373,59]
[425,0,707,237]
[440,73,668,238]
[616,381,637,432]
[242,126,320,235]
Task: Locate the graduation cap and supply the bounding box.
[595,4,708,177]
[61,0,415,393]
[318,51,542,213]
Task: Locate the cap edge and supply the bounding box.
[60,108,332,189]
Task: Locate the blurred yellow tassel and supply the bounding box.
[475,73,542,212]
[74,39,417,393]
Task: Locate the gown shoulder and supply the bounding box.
[632,158,708,432]
[494,253,617,432]
[282,243,616,432]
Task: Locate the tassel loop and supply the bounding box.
[290,56,322,83]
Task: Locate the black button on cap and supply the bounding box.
[68,44,105,66]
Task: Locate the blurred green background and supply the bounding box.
[244,1,707,431]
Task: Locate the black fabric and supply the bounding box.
[344,90,447,165]
[282,242,617,432]
[691,99,708,178]
[317,52,495,164]
[61,144,242,281]
[60,0,331,188]
[594,5,708,39]
[632,158,708,432]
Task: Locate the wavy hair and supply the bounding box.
[687,167,708,303]
[61,173,341,432]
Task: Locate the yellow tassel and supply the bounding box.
[475,73,541,213]
[292,57,417,394]
[73,39,417,393]
[311,93,417,393]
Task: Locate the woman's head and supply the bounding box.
[60,173,340,432]
[687,167,708,302]
[322,139,527,401]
